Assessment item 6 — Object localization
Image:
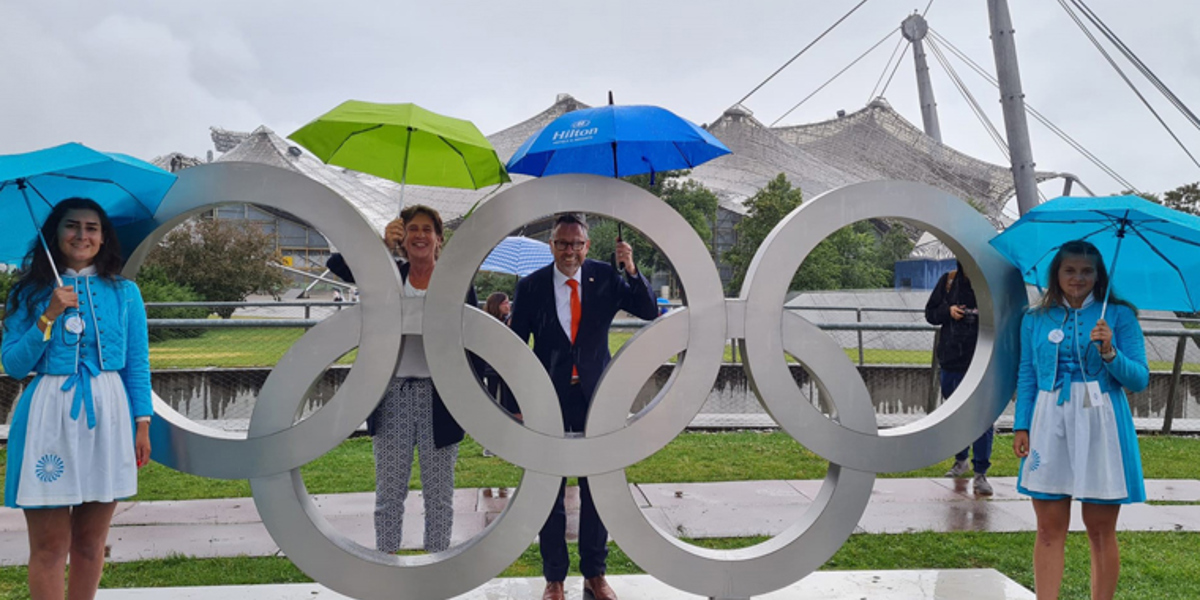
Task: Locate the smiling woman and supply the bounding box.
[1014,239,1148,600]
[1,197,153,599]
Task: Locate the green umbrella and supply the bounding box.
[289,100,510,214]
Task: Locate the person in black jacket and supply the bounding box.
[327,206,479,553]
[925,261,993,495]
[509,214,659,600]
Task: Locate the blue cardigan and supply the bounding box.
[3,272,152,507]
[1014,301,1148,431]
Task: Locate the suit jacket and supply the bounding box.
[326,253,473,448]
[509,259,659,414]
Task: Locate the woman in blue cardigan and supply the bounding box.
[2,198,152,599]
[1012,240,1148,600]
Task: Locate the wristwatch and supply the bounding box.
[1101,346,1117,362]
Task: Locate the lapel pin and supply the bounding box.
[588,277,594,282]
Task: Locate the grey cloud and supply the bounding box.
[1,0,1197,196]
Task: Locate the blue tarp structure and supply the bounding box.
[893,258,956,290]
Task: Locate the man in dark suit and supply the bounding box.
[510,214,659,600]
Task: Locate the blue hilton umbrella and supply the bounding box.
[989,195,1200,316]
[507,95,731,273]
[506,102,730,181]
[479,236,553,278]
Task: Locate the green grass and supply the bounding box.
[610,331,936,365]
[0,532,1196,599]
[147,327,356,369]
[3,433,1194,502]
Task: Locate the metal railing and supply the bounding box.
[135,301,1200,434]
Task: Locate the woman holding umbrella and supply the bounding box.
[3,198,152,599]
[327,204,474,554]
[1012,240,1148,600]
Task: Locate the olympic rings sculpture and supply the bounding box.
[125,163,1026,600]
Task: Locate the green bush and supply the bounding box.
[136,266,209,342]
[0,269,14,317]
[474,271,517,303]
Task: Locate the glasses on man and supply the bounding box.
[552,240,587,251]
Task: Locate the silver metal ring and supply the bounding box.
[123,162,405,479]
[248,308,564,600]
[424,174,728,478]
[740,180,1026,472]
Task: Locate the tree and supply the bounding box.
[1126,182,1198,216]
[724,174,914,293]
[473,271,517,302]
[136,265,209,342]
[724,174,804,292]
[588,171,719,294]
[1160,182,1200,215]
[145,217,290,317]
[0,269,16,321]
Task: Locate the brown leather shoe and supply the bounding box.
[583,575,618,600]
[542,581,565,600]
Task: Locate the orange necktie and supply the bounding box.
[567,279,581,378]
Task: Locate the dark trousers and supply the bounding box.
[539,383,609,581]
[941,369,994,474]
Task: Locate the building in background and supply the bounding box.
[157,92,1069,291]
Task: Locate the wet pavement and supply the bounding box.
[95,570,1036,599]
[0,477,1197,567]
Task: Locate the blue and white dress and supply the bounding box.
[1014,294,1148,504]
[2,267,152,508]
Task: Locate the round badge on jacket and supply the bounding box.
[1047,328,1064,344]
[64,315,85,335]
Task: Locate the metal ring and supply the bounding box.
[740,180,1026,472]
[123,162,405,479]
[423,174,727,477]
[587,300,877,598]
[248,308,564,600]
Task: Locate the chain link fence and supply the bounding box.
[3,301,1198,437]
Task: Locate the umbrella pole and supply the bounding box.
[1100,212,1130,322]
[19,182,64,288]
[398,127,413,218]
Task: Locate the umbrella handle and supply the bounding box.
[616,222,626,274]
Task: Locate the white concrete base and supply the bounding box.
[95,570,1034,599]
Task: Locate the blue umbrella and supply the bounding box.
[505,103,731,180]
[507,98,731,273]
[989,195,1200,316]
[0,143,176,279]
[479,236,553,278]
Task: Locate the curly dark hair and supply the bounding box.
[6,198,124,320]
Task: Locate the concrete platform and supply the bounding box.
[1,478,1197,566]
[95,570,1035,599]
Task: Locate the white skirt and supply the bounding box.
[16,371,137,507]
[1021,382,1127,500]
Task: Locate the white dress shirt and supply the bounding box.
[552,266,583,342]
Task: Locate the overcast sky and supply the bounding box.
[2,0,1197,200]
